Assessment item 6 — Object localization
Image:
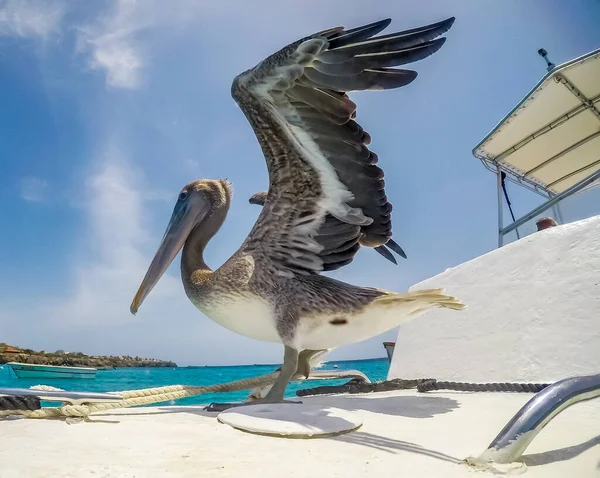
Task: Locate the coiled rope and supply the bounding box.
[416,379,548,393]
[295,378,550,397]
[0,374,550,420]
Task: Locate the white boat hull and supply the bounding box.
[7,362,96,379]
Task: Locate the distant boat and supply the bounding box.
[7,362,97,379]
[383,342,395,362]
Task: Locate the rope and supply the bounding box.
[296,378,550,397]
[0,371,280,419]
[0,395,41,411]
[296,378,432,397]
[0,372,551,420]
[416,379,549,393]
[31,385,64,392]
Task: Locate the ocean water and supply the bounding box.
[0,358,389,406]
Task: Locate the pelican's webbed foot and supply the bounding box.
[205,345,302,413]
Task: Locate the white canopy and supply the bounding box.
[473,48,600,195]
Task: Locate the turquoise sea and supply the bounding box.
[0,357,389,406]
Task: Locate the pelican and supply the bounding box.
[131,16,465,408]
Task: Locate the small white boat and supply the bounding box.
[7,362,97,379]
[382,341,395,362]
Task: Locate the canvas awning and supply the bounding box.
[473,48,600,196]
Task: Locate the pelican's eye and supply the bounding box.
[178,191,188,201]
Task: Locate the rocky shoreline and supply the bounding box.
[0,344,177,368]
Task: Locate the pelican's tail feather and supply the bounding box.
[374,288,466,311]
[296,287,465,350]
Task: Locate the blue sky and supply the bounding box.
[1,0,599,366]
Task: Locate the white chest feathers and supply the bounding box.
[191,293,281,344]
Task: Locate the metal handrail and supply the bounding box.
[0,387,124,405]
[469,373,600,465]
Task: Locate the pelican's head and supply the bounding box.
[130,179,232,315]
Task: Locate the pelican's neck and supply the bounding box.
[181,201,230,279]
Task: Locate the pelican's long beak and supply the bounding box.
[130,198,209,315]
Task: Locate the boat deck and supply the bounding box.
[2,389,598,477]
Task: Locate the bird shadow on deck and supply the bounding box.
[306,393,462,463]
[310,394,460,419]
[332,431,461,463]
[88,396,464,464]
[97,406,219,418]
[97,392,459,420]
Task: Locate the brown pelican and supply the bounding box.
[131,16,465,408]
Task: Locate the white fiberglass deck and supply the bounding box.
[2,389,599,478]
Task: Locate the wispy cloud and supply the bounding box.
[20,176,48,202]
[75,0,201,89]
[0,0,65,39]
[75,0,146,89]
[50,141,180,325]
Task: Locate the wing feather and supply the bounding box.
[248,192,406,270]
[233,17,454,276]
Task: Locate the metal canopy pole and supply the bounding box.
[497,165,504,247]
[551,193,565,224]
[555,203,565,223]
[501,170,600,236]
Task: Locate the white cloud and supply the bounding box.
[75,0,146,89]
[48,141,180,326]
[0,0,65,39]
[20,176,48,202]
[88,41,142,89]
[75,0,201,89]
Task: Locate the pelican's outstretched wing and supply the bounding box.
[249,190,406,268]
[234,17,454,277]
